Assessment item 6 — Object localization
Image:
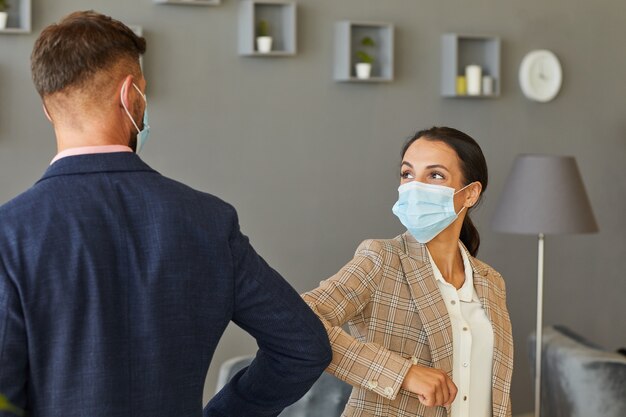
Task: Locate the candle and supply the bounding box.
[482,76,494,96]
[465,65,482,96]
[456,76,467,95]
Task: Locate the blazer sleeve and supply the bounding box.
[204,206,332,417]
[0,262,28,417]
[301,239,412,401]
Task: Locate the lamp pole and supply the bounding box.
[534,233,545,417]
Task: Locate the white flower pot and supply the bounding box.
[355,63,372,79]
[0,12,8,30]
[256,36,273,53]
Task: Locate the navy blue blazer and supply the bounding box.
[0,152,331,417]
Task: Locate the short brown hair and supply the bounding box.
[31,10,146,98]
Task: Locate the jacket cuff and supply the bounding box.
[326,327,413,401]
[361,349,412,400]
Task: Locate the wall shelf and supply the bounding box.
[153,0,221,5]
[334,21,394,83]
[441,33,501,98]
[238,0,297,57]
[0,0,31,34]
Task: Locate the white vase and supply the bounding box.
[0,12,8,30]
[256,36,273,53]
[355,63,372,79]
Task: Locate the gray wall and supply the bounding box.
[1,0,625,413]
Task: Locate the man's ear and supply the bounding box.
[42,102,53,123]
[119,75,135,110]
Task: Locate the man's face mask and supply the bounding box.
[121,82,150,154]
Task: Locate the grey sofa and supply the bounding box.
[215,355,352,417]
[529,325,626,417]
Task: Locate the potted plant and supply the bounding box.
[0,0,8,30]
[256,19,272,54]
[355,36,376,79]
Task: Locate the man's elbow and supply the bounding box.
[306,318,332,373]
[313,334,332,371]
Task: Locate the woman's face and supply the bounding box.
[400,138,480,212]
[400,138,466,189]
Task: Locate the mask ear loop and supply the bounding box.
[454,181,479,215]
[454,182,480,213]
[453,182,474,195]
[121,82,141,133]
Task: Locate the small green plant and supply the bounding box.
[0,394,25,416]
[356,36,376,64]
[0,0,9,12]
[257,19,270,37]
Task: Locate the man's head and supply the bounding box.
[31,11,147,148]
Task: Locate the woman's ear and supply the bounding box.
[465,182,483,207]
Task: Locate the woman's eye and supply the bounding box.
[429,171,445,180]
[400,171,414,179]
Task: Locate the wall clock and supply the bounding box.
[519,50,563,102]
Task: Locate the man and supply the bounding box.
[0,11,331,417]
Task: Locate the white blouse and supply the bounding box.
[426,243,494,417]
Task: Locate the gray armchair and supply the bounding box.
[529,325,626,417]
[215,355,352,417]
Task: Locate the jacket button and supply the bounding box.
[367,380,378,389]
[384,387,394,396]
[411,356,418,365]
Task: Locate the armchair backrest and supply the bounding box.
[215,355,352,417]
[529,326,626,417]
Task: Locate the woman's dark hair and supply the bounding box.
[402,127,488,256]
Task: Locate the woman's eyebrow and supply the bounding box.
[425,164,450,172]
[401,161,413,168]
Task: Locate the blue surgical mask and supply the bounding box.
[392,181,470,243]
[121,83,150,154]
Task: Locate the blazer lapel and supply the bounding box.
[397,233,454,377]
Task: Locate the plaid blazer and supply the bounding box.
[302,232,513,417]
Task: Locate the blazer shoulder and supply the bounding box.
[472,256,507,291]
[153,175,239,219]
[353,237,405,271]
[0,184,41,220]
[354,237,403,257]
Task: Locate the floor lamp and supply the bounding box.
[490,154,598,417]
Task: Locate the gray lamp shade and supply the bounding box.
[491,154,598,235]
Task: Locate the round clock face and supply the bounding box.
[519,50,563,102]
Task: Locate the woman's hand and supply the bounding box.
[401,365,458,408]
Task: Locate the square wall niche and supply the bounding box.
[441,33,501,98]
[0,0,31,34]
[154,0,221,6]
[334,21,394,82]
[239,0,297,56]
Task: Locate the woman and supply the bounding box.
[303,127,513,417]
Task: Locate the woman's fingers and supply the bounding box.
[401,365,458,407]
[445,375,458,406]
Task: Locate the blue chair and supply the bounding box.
[216,355,352,417]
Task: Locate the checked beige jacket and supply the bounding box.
[302,233,513,417]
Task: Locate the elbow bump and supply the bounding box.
[315,337,333,369]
